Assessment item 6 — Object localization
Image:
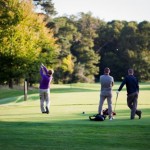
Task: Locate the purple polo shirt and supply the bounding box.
[39,66,52,89]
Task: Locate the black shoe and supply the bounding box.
[45,106,49,114]
[138,111,142,119]
[42,111,47,114]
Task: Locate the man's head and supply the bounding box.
[104,67,110,75]
[47,69,54,76]
[128,69,134,75]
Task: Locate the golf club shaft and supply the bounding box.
[114,93,118,112]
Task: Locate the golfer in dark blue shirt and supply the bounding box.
[117,69,142,120]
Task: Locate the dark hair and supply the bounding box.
[104,67,110,74]
[48,70,53,75]
[128,69,134,74]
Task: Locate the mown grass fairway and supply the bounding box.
[0,83,150,150]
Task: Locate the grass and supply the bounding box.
[0,83,150,150]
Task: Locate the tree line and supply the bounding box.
[0,0,149,88]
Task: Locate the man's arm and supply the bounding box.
[112,77,114,86]
[118,78,126,91]
[42,65,48,74]
[41,64,48,75]
[136,78,139,92]
[40,66,45,77]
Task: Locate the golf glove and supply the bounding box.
[41,63,44,68]
[116,91,119,94]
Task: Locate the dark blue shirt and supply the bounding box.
[118,75,139,95]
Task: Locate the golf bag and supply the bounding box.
[89,114,106,121]
[103,108,116,116]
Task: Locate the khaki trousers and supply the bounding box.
[98,92,113,118]
[39,89,50,112]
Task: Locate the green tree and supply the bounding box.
[118,21,150,81]
[95,20,126,80]
[71,12,100,82]
[33,0,56,16]
[0,0,58,87]
[133,21,150,80]
[53,17,78,83]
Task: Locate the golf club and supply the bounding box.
[114,92,119,112]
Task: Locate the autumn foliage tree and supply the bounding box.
[0,0,58,87]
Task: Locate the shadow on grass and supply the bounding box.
[0,94,40,105]
[0,87,99,105]
[0,111,150,150]
[0,105,150,149]
[51,87,99,93]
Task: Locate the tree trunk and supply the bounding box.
[8,78,13,88]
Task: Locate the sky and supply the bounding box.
[52,0,150,22]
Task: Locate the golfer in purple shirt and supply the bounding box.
[39,64,53,114]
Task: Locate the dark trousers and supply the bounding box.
[127,92,140,119]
